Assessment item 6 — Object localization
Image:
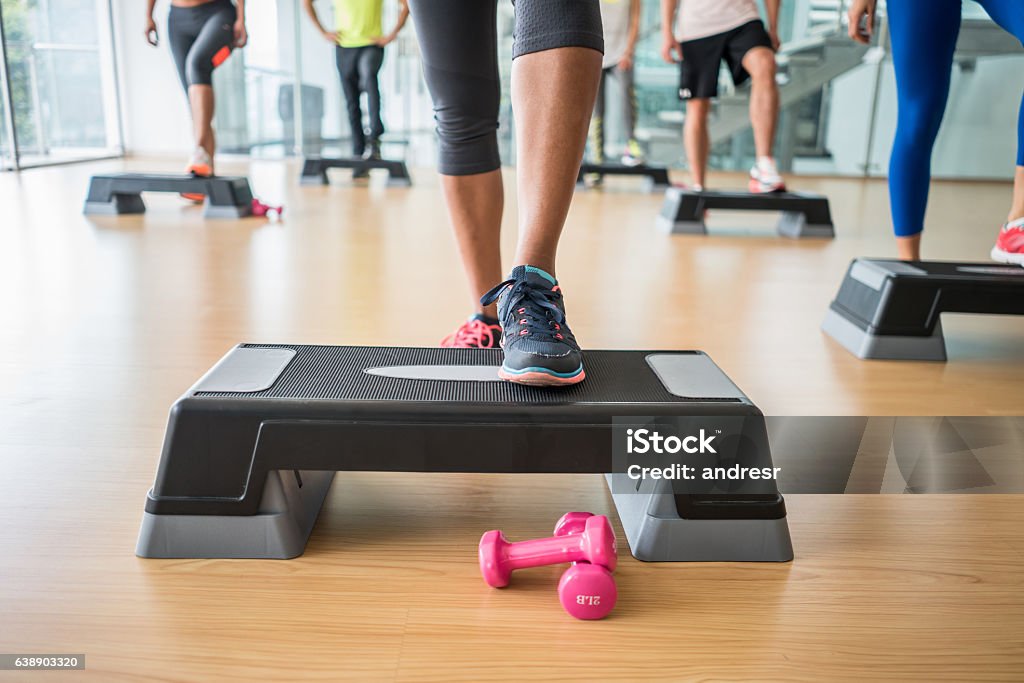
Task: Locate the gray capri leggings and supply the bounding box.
[168,0,236,90]
[407,0,604,176]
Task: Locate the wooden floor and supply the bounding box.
[1,159,1023,681]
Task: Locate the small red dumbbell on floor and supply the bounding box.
[478,514,617,589]
[552,512,617,620]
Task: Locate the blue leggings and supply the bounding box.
[889,0,1024,236]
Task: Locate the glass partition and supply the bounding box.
[0,0,122,168]
[0,0,1018,180]
[577,0,1021,180]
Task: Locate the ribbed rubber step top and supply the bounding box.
[192,345,746,405]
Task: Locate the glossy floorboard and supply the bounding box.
[0,159,1022,681]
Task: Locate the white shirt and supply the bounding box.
[601,0,633,69]
[675,0,760,42]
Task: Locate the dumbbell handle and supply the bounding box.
[502,534,589,569]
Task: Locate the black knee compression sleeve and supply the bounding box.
[512,0,604,59]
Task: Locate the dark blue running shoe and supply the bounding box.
[480,265,585,386]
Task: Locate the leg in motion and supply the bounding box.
[510,45,602,273]
[887,0,961,260]
[407,0,505,346]
[478,0,603,385]
[336,46,366,157]
[359,46,386,159]
[978,0,1024,263]
[585,69,608,188]
[614,64,644,166]
[742,45,785,192]
[677,31,725,191]
[182,1,236,173]
[684,98,711,190]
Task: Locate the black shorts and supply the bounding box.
[678,19,772,100]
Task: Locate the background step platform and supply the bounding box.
[823,258,1024,360]
[83,173,254,218]
[576,163,671,192]
[656,186,834,237]
[300,157,412,186]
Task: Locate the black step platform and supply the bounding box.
[83,173,253,218]
[137,345,792,562]
[300,157,412,187]
[656,186,834,238]
[822,259,1024,360]
[576,163,671,192]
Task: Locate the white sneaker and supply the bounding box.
[749,156,785,193]
[186,147,213,177]
[620,139,645,167]
[182,148,213,202]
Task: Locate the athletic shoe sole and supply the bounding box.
[748,178,786,194]
[990,245,1024,266]
[498,364,586,387]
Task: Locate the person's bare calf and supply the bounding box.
[1010,166,1024,224]
[440,170,505,318]
[188,84,216,160]
[744,47,778,159]
[684,98,711,190]
[743,47,786,192]
[896,233,922,261]
[510,46,602,275]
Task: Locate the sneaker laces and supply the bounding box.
[441,318,498,348]
[481,278,567,342]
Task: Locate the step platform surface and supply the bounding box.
[823,258,1024,360]
[83,173,254,218]
[576,162,671,192]
[657,186,834,238]
[137,345,791,562]
[300,157,412,186]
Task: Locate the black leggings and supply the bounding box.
[407,0,603,176]
[168,0,236,90]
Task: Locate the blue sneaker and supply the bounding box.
[480,265,585,386]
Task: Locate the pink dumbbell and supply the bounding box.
[553,512,618,620]
[479,514,617,588]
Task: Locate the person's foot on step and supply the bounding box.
[480,265,585,386]
[364,139,382,161]
[990,217,1024,266]
[186,147,213,177]
[749,156,786,193]
[440,314,503,348]
[182,147,212,202]
[621,138,645,167]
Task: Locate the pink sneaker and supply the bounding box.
[991,218,1024,266]
[441,315,502,348]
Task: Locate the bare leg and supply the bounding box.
[188,84,216,160]
[896,234,922,261]
[511,47,602,275]
[440,170,505,317]
[743,47,779,159]
[684,98,711,188]
[1009,166,1024,222]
